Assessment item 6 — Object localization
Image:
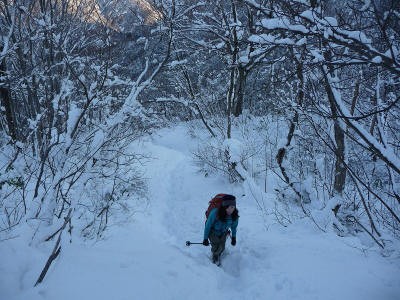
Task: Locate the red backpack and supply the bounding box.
[205,194,228,219]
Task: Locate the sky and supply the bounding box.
[1,123,399,300]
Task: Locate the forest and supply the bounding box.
[0,0,399,286]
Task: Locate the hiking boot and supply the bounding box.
[212,254,221,266]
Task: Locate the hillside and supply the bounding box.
[1,124,399,300]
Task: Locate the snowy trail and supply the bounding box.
[142,127,277,296]
[2,124,400,300]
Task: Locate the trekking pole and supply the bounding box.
[186,241,207,246]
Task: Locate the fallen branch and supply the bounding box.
[35,208,72,286]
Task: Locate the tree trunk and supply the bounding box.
[322,70,347,196]
[276,57,304,200]
[234,66,247,117]
[226,68,236,139]
[0,55,17,141]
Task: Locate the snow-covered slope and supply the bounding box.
[1,124,399,300]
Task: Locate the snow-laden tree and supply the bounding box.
[244,0,399,244]
[0,0,175,285]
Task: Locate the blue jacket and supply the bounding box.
[204,208,238,240]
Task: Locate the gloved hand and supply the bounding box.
[203,239,209,246]
[231,237,236,246]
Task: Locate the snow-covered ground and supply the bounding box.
[1,124,399,300]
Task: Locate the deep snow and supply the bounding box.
[1,124,399,300]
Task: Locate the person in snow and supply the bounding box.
[203,194,239,265]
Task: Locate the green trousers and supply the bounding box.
[209,231,228,257]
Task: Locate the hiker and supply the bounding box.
[203,194,239,265]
